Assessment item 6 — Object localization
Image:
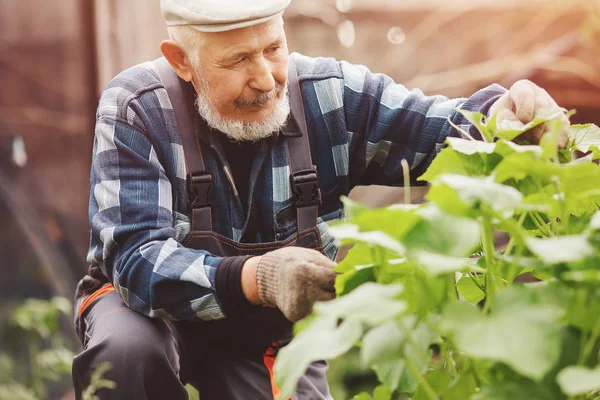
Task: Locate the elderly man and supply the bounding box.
[71,0,569,399]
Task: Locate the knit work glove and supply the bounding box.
[256,247,337,322]
[489,79,570,147]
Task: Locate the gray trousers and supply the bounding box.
[72,291,330,400]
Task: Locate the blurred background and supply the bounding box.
[0,0,599,398]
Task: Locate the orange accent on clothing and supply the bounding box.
[78,284,116,316]
[263,350,288,400]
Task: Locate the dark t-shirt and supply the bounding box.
[220,138,257,214]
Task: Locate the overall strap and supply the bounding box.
[287,56,321,234]
[153,57,213,231]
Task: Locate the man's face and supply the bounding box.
[189,18,290,142]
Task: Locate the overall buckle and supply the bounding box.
[291,169,321,207]
[187,171,213,208]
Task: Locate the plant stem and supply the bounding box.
[505,244,525,284]
[504,212,527,257]
[481,218,500,312]
[27,335,42,398]
[579,289,600,365]
[396,319,439,400]
[531,212,554,237]
[441,341,459,378]
[581,317,600,364]
[371,247,382,281]
[447,117,478,142]
[468,272,485,292]
[550,177,570,235]
[401,159,411,205]
[406,358,439,400]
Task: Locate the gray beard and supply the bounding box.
[192,69,290,143]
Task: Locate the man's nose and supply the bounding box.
[248,56,276,93]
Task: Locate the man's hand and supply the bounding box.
[489,80,570,147]
[243,247,337,322]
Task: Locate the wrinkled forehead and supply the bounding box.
[199,17,286,60]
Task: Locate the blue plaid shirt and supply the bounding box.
[86,52,505,321]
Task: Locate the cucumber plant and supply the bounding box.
[275,109,600,400]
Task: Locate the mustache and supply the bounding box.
[234,83,285,108]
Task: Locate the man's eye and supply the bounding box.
[267,46,280,53]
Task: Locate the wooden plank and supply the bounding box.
[0,1,97,267]
[95,0,167,90]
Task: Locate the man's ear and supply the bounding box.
[160,40,194,82]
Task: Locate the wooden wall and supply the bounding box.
[0,1,97,272]
[94,0,167,90]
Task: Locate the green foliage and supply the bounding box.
[0,297,75,399]
[0,297,115,400]
[81,362,117,400]
[275,109,600,399]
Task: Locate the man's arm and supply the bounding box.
[338,61,506,188]
[88,116,255,321]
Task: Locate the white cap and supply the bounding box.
[160,0,291,32]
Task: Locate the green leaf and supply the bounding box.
[276,316,362,399]
[566,290,600,331]
[525,235,594,264]
[559,162,600,217]
[446,137,496,155]
[418,147,488,182]
[361,321,405,367]
[473,382,555,400]
[372,360,418,395]
[589,210,600,230]
[275,284,406,398]
[494,108,566,142]
[352,207,422,241]
[457,274,485,304]
[539,119,566,162]
[36,347,74,381]
[185,384,200,400]
[362,318,436,392]
[556,366,600,396]
[404,205,481,257]
[361,318,434,366]
[569,123,600,159]
[442,285,564,380]
[561,270,600,282]
[373,384,392,400]
[334,244,376,295]
[341,196,369,219]
[328,224,406,255]
[413,369,453,400]
[425,184,473,217]
[494,140,544,157]
[9,297,72,339]
[335,244,374,274]
[0,383,39,400]
[456,109,494,142]
[412,251,484,277]
[335,265,376,296]
[82,362,116,400]
[315,283,406,325]
[351,393,372,400]
[493,152,558,184]
[0,354,14,384]
[444,367,478,400]
[435,174,523,214]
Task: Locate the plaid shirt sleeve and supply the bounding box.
[88,112,228,321]
[338,60,507,188]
